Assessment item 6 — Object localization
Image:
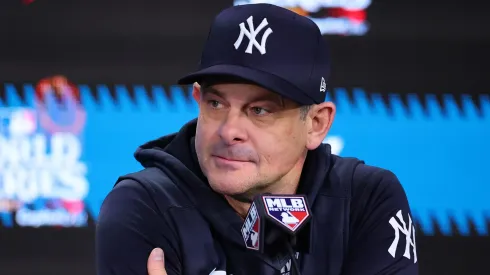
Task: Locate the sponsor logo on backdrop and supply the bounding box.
[234,0,371,36]
[0,75,89,228]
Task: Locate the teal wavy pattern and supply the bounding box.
[328,88,490,236]
[0,84,488,236]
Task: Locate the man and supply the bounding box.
[96,3,418,275]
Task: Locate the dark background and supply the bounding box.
[0,0,489,274]
[1,0,488,95]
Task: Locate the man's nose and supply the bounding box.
[218,111,248,145]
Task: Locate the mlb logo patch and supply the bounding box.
[241,202,260,250]
[6,108,37,136]
[263,196,310,232]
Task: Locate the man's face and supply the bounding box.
[193,82,311,200]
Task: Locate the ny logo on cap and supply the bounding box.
[234,16,273,55]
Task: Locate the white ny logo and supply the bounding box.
[280,252,299,274]
[234,16,273,55]
[388,210,417,263]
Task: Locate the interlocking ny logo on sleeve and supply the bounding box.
[234,16,273,55]
[388,210,417,263]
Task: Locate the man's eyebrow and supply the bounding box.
[202,86,285,107]
[250,94,285,107]
[201,87,223,98]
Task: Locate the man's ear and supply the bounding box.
[192,82,201,103]
[306,101,336,150]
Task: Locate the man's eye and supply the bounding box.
[250,107,269,116]
[208,100,222,109]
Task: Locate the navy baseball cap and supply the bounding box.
[177,3,330,105]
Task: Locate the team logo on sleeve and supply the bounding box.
[388,210,417,263]
[263,196,309,232]
[241,202,260,250]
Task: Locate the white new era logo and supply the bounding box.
[234,16,273,55]
[320,77,326,92]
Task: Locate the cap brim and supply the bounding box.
[177,64,314,105]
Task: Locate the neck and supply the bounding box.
[225,158,306,219]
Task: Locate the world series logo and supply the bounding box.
[0,75,89,228]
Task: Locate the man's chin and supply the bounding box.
[209,181,251,197]
[208,182,248,196]
[208,180,264,203]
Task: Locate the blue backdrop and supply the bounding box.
[0,83,488,236]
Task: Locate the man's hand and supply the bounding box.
[147,248,167,275]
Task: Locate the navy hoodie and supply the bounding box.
[96,119,418,275]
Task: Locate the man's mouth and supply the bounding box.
[213,155,249,163]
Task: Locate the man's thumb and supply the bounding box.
[147,248,167,275]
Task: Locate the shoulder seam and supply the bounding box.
[119,168,196,213]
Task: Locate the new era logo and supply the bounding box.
[263,196,309,232]
[320,77,326,92]
[234,16,273,55]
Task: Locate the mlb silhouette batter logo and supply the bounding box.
[263,196,310,232]
[246,218,260,250]
[241,203,261,250]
